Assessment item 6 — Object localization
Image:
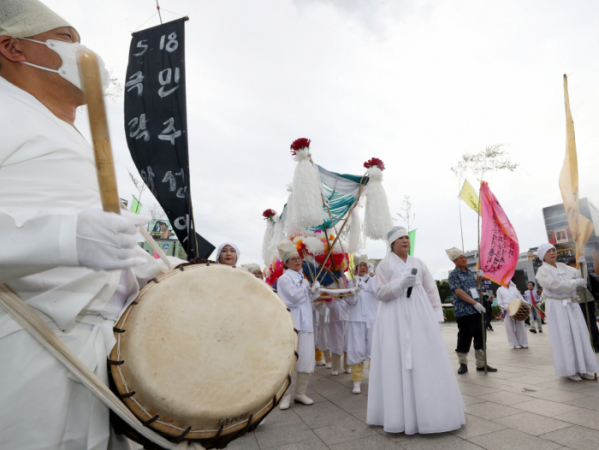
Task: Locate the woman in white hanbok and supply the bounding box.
[367,227,465,434]
[534,243,599,381]
[346,255,378,394]
[496,281,528,349]
[326,276,350,375]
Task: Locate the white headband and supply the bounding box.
[536,243,555,262]
[387,226,409,247]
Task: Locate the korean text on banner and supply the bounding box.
[560,75,594,266]
[459,180,480,215]
[124,18,214,260]
[480,182,519,287]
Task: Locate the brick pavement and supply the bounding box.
[229,321,599,450]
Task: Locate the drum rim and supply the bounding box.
[110,264,298,441]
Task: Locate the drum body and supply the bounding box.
[507,298,531,321]
[110,263,297,447]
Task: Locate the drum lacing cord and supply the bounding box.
[148,278,160,284]
[143,414,160,426]
[175,257,216,271]
[203,425,224,447]
[172,426,192,443]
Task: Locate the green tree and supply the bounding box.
[436,280,452,303]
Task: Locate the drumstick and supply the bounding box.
[78,50,174,271]
[77,49,120,215]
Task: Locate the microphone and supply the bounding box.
[407,268,418,298]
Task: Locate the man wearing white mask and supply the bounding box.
[447,247,498,374]
[535,243,599,381]
[0,2,178,448]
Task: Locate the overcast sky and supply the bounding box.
[47,0,599,279]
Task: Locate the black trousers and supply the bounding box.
[484,300,493,328]
[579,301,599,350]
[456,313,485,354]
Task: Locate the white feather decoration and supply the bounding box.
[268,207,287,262]
[288,148,324,230]
[262,221,275,266]
[304,236,326,256]
[347,206,364,254]
[363,166,394,240]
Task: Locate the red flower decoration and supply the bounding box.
[262,209,277,221]
[364,157,385,171]
[290,138,311,156]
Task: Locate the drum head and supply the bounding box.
[507,299,521,317]
[111,264,297,441]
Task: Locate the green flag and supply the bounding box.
[131,195,142,214]
[408,229,416,256]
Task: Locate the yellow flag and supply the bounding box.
[560,75,594,266]
[459,180,480,215]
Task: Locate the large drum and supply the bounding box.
[507,298,531,321]
[110,263,297,448]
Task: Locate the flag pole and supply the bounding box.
[579,261,597,381]
[459,198,465,252]
[477,181,488,374]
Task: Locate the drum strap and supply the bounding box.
[0,284,203,450]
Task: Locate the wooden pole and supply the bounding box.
[77,49,120,215]
[579,261,598,381]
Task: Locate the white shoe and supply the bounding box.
[522,346,528,349]
[514,346,522,349]
[316,360,326,366]
[345,368,352,374]
[294,394,314,405]
[568,375,582,381]
[326,362,332,369]
[332,370,339,376]
[352,382,361,394]
[279,395,291,410]
[580,373,595,380]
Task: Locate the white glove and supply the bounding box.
[301,279,310,289]
[578,256,586,264]
[400,273,417,290]
[576,278,587,288]
[76,208,148,271]
[310,281,321,294]
[473,302,486,314]
[477,270,485,277]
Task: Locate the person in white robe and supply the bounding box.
[241,263,264,279]
[314,302,331,367]
[534,243,599,381]
[496,281,529,349]
[326,277,350,376]
[276,243,321,409]
[0,3,181,448]
[346,254,378,394]
[367,227,465,434]
[216,242,240,266]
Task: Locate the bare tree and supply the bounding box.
[128,167,147,203]
[105,74,124,101]
[452,144,518,185]
[148,202,167,220]
[396,195,415,231]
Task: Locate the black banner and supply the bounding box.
[124,18,214,260]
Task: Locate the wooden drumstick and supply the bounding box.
[77,49,120,215]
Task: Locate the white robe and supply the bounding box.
[345,275,378,365]
[0,77,171,449]
[367,254,465,434]
[277,269,319,372]
[496,283,528,347]
[326,283,349,355]
[535,262,599,377]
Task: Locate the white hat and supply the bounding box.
[446,247,465,262]
[387,226,409,246]
[215,242,240,263]
[242,263,261,273]
[278,243,299,262]
[355,254,369,265]
[536,243,555,262]
[0,0,73,38]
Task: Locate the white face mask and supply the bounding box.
[19,38,110,92]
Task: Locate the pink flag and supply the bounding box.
[480,182,519,287]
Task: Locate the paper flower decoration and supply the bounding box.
[364,157,385,171]
[290,138,311,156]
[262,209,277,222]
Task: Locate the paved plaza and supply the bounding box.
[229,321,599,450]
